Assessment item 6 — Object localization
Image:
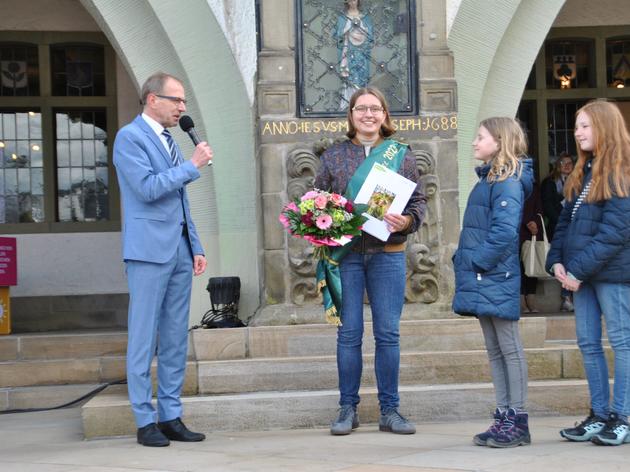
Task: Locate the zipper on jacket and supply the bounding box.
[477,273,482,281]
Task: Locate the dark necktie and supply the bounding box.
[161,129,181,166]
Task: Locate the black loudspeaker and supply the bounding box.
[200,277,244,328]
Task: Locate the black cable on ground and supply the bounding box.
[190,304,245,330]
[0,378,127,415]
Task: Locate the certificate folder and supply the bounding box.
[354,163,416,241]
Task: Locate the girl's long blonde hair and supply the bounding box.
[479,117,527,182]
[564,100,630,202]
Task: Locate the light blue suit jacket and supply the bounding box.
[113,115,204,263]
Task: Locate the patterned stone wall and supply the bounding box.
[255,0,459,325]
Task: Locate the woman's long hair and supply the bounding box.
[346,86,395,139]
[479,117,527,182]
[565,100,630,202]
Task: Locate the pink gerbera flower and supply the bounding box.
[315,214,333,230]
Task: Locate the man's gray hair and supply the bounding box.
[141,72,183,105]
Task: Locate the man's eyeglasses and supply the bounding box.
[155,94,187,105]
[352,105,384,114]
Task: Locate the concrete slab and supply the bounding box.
[2,407,628,472]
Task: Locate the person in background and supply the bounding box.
[519,182,543,313]
[314,86,426,436]
[541,152,575,311]
[453,117,533,448]
[547,100,630,446]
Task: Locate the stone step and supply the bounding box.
[0,383,105,412]
[192,317,547,361]
[3,339,602,394]
[196,345,607,394]
[0,331,127,362]
[82,379,593,438]
[530,314,576,341]
[0,357,197,394]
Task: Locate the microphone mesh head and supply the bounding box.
[179,115,195,132]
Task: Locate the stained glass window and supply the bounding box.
[0,43,39,96]
[50,45,105,96]
[297,0,416,116]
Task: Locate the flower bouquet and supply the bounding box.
[279,189,365,259]
[279,189,366,326]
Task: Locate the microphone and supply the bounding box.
[179,115,212,165]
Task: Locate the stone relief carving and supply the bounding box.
[286,147,320,200]
[404,148,441,304]
[285,141,443,306]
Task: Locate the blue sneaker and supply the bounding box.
[591,413,630,446]
[560,409,606,442]
[330,405,359,435]
[379,409,416,434]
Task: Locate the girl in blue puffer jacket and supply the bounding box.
[547,100,630,446]
[452,117,533,448]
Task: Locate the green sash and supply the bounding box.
[317,139,409,325]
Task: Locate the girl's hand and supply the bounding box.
[563,278,581,292]
[553,263,567,283]
[383,213,411,233]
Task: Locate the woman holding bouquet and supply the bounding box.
[314,87,426,436]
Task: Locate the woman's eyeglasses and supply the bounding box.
[352,105,384,114]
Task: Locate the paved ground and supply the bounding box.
[0,408,628,471]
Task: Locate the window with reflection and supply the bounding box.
[0,110,44,223]
[55,110,108,222]
[545,39,595,89]
[296,0,416,116]
[0,36,116,231]
[0,43,39,96]
[607,37,630,89]
[547,101,588,159]
[50,44,105,96]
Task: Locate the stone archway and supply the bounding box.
[81,0,260,319]
[448,0,565,208]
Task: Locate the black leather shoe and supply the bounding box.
[158,417,206,442]
[137,423,170,447]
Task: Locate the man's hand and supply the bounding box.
[190,142,213,168]
[193,255,207,276]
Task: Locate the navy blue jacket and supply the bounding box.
[546,161,630,283]
[452,159,534,320]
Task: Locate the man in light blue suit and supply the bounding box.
[113,72,213,447]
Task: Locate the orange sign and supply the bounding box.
[0,287,10,335]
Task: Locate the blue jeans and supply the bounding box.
[337,251,406,413]
[573,281,630,419]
